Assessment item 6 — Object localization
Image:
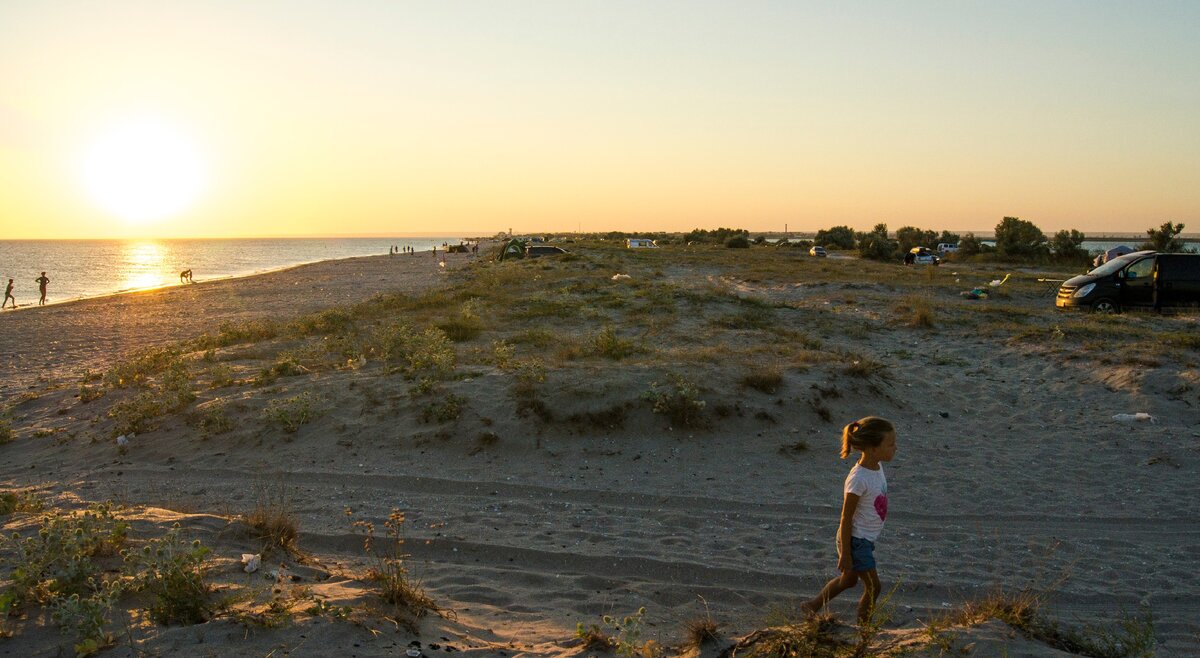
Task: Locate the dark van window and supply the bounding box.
[1125,257,1154,280]
[1158,255,1200,280]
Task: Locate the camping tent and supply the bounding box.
[498,238,527,261]
[1093,245,1134,267]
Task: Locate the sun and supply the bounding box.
[78,116,208,223]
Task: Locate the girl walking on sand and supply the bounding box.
[802,416,897,623]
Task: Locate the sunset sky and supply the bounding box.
[1,1,1197,239]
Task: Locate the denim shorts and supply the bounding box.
[849,537,876,572]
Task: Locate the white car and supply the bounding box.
[908,247,940,265]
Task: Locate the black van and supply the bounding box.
[1056,251,1200,312]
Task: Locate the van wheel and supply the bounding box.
[1091,298,1119,314]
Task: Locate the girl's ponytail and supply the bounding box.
[840,416,894,458]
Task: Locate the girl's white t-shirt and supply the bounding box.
[844,463,888,541]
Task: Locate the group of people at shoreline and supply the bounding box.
[2,271,50,309]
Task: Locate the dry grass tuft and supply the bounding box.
[741,367,784,394]
[244,483,299,555]
[684,615,721,647]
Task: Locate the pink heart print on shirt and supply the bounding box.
[874,494,888,521]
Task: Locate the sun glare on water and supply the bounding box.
[79,116,208,224]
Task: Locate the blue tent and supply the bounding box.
[1093,245,1134,267]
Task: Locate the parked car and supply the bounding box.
[809,246,827,257]
[907,247,940,265]
[525,245,568,258]
[626,238,658,249]
[1056,251,1200,313]
[937,242,959,254]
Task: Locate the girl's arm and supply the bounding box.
[838,492,860,573]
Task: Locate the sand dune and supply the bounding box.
[2,244,1197,656]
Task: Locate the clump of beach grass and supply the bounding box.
[592,326,641,360]
[741,367,784,394]
[941,588,1156,658]
[347,508,437,626]
[263,391,324,434]
[243,481,299,555]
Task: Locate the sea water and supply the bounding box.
[0,237,465,305]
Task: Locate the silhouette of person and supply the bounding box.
[180,269,193,283]
[35,271,49,305]
[2,279,14,308]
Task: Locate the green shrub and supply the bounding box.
[263,392,324,434]
[375,324,456,376]
[289,308,354,337]
[124,524,212,625]
[103,347,182,388]
[644,375,707,428]
[108,392,166,437]
[0,489,43,516]
[51,581,123,657]
[0,503,129,609]
[193,319,279,349]
[0,418,12,444]
[419,394,464,423]
[78,383,106,403]
[593,326,639,360]
[194,402,234,438]
[437,301,485,342]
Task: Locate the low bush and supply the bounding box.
[374,323,456,376]
[645,375,708,428]
[0,503,129,609]
[124,524,213,625]
[593,326,640,360]
[263,392,324,433]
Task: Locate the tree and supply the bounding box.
[958,233,984,256]
[937,231,960,246]
[895,226,939,254]
[814,225,856,250]
[684,227,748,244]
[858,231,897,261]
[725,235,750,248]
[1049,229,1088,262]
[1144,221,1185,252]
[994,216,1047,257]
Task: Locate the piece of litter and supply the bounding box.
[116,435,128,446]
[241,553,261,573]
[1112,413,1155,423]
[611,273,631,280]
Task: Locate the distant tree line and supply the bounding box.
[806,217,1190,265]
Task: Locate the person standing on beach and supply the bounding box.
[35,271,49,305]
[2,279,15,308]
[801,416,897,624]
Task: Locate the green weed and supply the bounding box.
[124,523,213,625]
[593,326,640,360]
[645,375,708,428]
[263,392,324,433]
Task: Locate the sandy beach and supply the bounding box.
[2,243,1198,656]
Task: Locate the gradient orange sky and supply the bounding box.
[1,1,1197,239]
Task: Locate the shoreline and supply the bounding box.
[0,248,487,394]
[0,249,434,314]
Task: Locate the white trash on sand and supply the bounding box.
[1112,413,1155,423]
[241,553,261,573]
